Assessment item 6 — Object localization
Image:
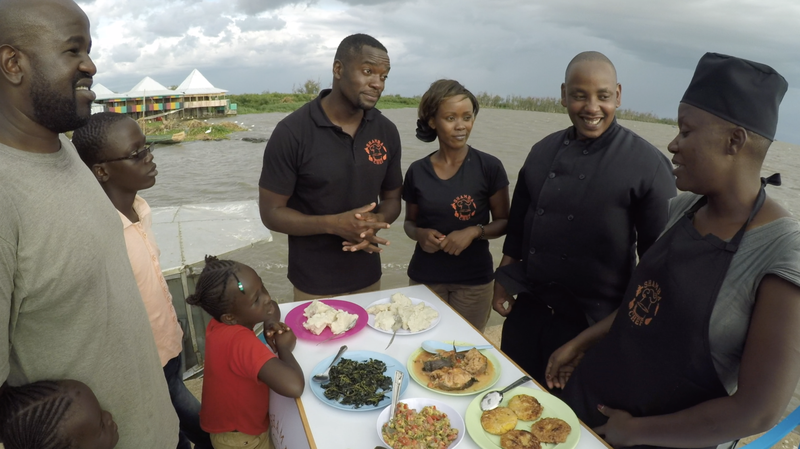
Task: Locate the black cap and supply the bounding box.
[681,52,788,140]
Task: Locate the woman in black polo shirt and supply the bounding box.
[403,79,510,331]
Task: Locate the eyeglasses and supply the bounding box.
[98,143,154,164]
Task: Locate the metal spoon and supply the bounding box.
[311,345,348,383]
[479,375,531,411]
[388,370,404,421]
[421,340,494,354]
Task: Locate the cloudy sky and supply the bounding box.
[77,0,800,144]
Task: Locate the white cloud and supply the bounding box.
[76,0,800,143]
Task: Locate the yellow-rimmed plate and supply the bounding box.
[406,342,501,396]
[465,386,580,449]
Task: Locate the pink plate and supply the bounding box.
[284,299,368,342]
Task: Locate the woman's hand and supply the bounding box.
[595,405,636,447]
[439,227,481,255]
[545,340,586,389]
[416,227,445,253]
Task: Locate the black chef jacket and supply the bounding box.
[501,120,676,322]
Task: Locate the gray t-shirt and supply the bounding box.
[0,136,178,448]
[667,193,800,394]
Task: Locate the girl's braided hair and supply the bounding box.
[186,255,241,320]
[0,380,73,449]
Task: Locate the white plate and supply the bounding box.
[377,398,465,448]
[365,297,441,335]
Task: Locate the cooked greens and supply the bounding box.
[322,358,392,408]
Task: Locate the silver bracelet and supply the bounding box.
[477,223,485,240]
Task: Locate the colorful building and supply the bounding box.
[92,69,236,119]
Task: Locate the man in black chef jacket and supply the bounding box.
[493,51,676,386]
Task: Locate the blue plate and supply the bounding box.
[309,350,409,412]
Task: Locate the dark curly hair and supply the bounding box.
[334,33,387,65]
[0,380,73,449]
[186,255,243,321]
[71,112,131,167]
[416,79,479,143]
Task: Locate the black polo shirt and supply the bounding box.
[499,120,676,321]
[259,89,402,295]
[403,146,508,285]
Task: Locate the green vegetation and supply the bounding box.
[228,88,676,126]
[143,119,246,142]
[228,92,420,114]
[475,93,677,125]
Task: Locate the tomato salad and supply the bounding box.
[382,402,459,449]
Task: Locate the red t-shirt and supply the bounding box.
[199,319,276,435]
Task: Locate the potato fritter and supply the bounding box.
[530,417,571,443]
[500,429,541,449]
[480,407,518,435]
[508,394,543,421]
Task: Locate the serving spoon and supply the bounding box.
[388,370,404,421]
[421,340,494,354]
[311,345,348,383]
[479,375,531,411]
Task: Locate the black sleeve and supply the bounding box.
[502,159,531,260]
[259,122,299,196]
[402,162,418,204]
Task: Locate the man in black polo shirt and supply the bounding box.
[259,34,402,300]
[493,51,676,386]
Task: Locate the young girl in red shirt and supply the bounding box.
[187,256,304,449]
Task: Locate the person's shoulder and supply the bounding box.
[532,128,570,148]
[407,155,430,170]
[616,125,668,158]
[278,100,316,126]
[668,192,700,217]
[469,147,505,166]
[368,108,400,133]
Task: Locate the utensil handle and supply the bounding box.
[501,375,531,394]
[389,370,404,420]
[332,345,347,364]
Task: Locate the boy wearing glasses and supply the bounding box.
[73,112,212,449]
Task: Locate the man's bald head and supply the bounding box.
[0,0,95,135]
[0,0,87,49]
[565,51,617,83]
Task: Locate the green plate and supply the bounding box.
[465,386,580,449]
[406,342,501,396]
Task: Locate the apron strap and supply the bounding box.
[726,173,780,249]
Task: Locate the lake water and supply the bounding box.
[144,107,800,319]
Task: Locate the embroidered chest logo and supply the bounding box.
[364,139,388,165]
[451,194,477,221]
[628,280,662,326]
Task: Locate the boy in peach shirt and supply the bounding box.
[73,113,212,449]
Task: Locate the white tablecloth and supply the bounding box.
[269,285,610,449]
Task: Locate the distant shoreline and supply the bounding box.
[226,92,678,126]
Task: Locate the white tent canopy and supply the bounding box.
[91,83,119,101]
[176,69,228,95]
[125,76,177,98]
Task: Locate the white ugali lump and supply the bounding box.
[330,310,358,334]
[368,293,439,332]
[302,300,358,335]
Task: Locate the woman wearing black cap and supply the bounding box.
[547,53,800,448]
